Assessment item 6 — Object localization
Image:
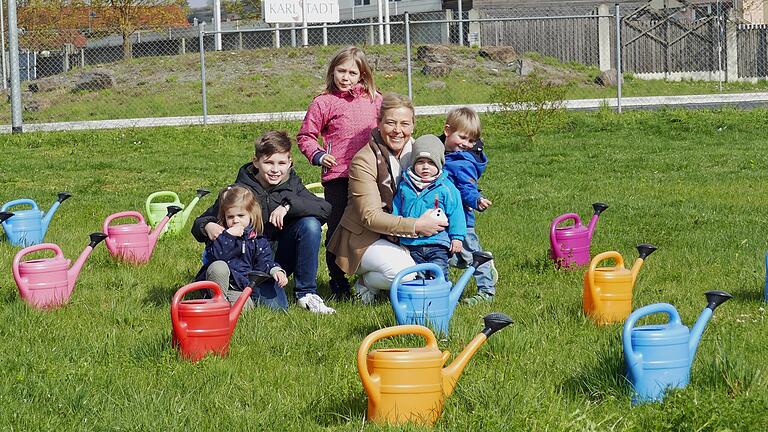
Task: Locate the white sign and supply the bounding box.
[264,0,340,23]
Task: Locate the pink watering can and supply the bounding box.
[550,202,609,269]
[12,232,107,308]
[103,206,182,264]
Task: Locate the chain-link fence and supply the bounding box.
[5,2,768,129]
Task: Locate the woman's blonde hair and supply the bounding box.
[378,92,415,123]
[325,46,377,99]
[216,185,264,234]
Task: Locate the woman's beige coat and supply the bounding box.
[327,139,418,274]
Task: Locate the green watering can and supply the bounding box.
[145,189,209,237]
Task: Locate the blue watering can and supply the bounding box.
[623,290,732,405]
[390,251,494,335]
[1,192,72,247]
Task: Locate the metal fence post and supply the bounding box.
[0,0,7,89]
[615,3,622,114]
[199,22,208,125]
[405,12,413,101]
[275,23,281,49]
[323,22,328,46]
[7,0,22,132]
[458,0,464,46]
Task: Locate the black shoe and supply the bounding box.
[329,278,352,301]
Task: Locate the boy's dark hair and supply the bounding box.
[254,130,292,160]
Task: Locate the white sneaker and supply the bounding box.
[298,293,336,314]
[354,279,378,305]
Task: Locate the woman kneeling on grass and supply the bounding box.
[327,93,447,304]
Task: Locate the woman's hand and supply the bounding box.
[274,270,288,287]
[449,239,463,254]
[320,154,338,168]
[204,222,225,241]
[269,206,288,230]
[415,210,448,236]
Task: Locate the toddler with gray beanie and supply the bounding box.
[391,134,466,280]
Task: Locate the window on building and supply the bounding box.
[354,0,371,5]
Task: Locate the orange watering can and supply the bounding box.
[171,280,252,362]
[583,244,657,325]
[357,313,513,425]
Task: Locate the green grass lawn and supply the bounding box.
[1,109,768,430]
[6,45,768,124]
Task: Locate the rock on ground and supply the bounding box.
[72,69,116,92]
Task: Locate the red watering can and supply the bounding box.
[171,280,252,362]
[12,232,107,308]
[103,206,181,264]
[550,202,609,269]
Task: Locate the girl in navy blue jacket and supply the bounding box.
[196,185,289,310]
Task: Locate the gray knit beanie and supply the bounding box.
[411,134,445,170]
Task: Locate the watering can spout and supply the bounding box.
[451,251,494,307]
[229,286,253,333]
[442,313,513,397]
[586,202,608,239]
[149,205,183,247]
[688,290,732,364]
[41,192,72,234]
[0,211,14,223]
[180,188,210,228]
[631,243,657,282]
[68,232,107,294]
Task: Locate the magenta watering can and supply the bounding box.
[12,232,107,308]
[550,202,609,269]
[103,206,181,264]
[1,192,72,247]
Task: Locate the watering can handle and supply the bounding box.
[357,325,439,405]
[1,199,39,212]
[12,243,64,283]
[622,303,682,363]
[389,263,445,318]
[587,251,625,301]
[145,191,181,214]
[549,213,582,246]
[170,281,226,338]
[103,211,145,232]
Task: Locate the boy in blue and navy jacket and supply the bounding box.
[393,134,466,280]
[440,107,498,305]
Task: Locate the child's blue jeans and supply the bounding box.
[449,227,496,296]
[406,244,450,281]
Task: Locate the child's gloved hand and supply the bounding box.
[274,270,288,287]
[226,225,245,237]
[450,239,463,254]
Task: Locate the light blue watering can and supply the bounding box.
[390,252,494,335]
[1,193,72,247]
[622,290,732,405]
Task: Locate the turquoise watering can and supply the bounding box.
[1,193,71,247]
[623,290,732,404]
[145,189,209,237]
[390,252,494,335]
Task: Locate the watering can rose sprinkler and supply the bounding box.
[623,290,733,404]
[357,313,513,425]
[145,188,209,237]
[583,244,657,325]
[390,251,494,335]
[103,205,182,264]
[1,192,72,247]
[12,232,107,309]
[170,273,265,362]
[550,202,609,269]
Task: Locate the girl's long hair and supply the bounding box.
[325,46,377,99]
[216,185,263,235]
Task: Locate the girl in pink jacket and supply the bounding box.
[297,46,382,300]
